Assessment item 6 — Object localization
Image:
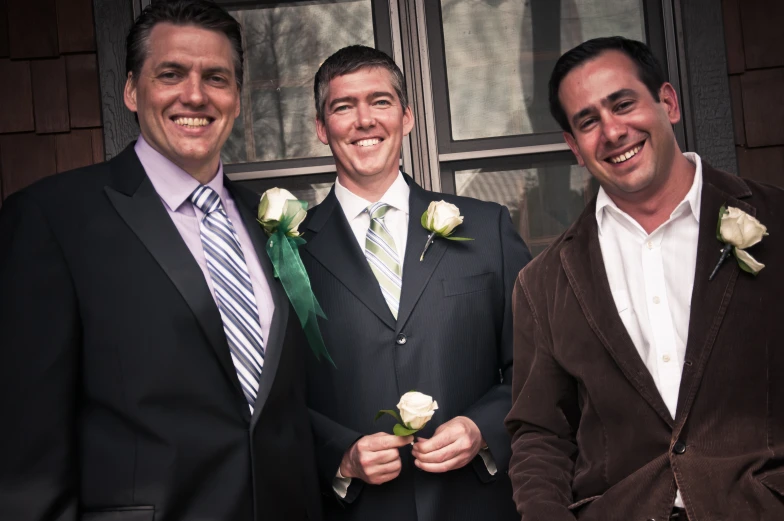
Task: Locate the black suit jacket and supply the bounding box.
[0,145,322,521]
[301,175,531,521]
[506,165,784,520]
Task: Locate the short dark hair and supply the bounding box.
[126,0,244,88]
[548,36,667,133]
[314,45,408,122]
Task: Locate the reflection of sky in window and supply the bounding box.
[223,1,374,165]
[441,0,645,140]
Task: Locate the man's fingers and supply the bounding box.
[366,433,413,451]
[358,447,401,467]
[411,439,461,463]
[413,428,456,454]
[413,455,467,473]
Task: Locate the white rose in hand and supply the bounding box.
[425,201,463,236]
[397,391,438,430]
[720,207,768,249]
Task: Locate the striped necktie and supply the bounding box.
[365,202,402,319]
[190,185,265,413]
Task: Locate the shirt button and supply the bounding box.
[672,440,687,454]
[662,354,671,363]
[395,334,407,345]
[647,241,654,249]
[653,296,660,304]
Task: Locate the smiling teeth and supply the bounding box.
[174,117,209,127]
[356,138,380,147]
[609,145,642,164]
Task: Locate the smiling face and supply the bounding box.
[558,50,682,204]
[316,67,414,198]
[124,23,241,182]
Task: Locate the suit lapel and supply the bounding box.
[104,147,249,421]
[561,207,674,427]
[674,166,753,428]
[395,179,447,333]
[225,183,290,428]
[304,188,396,330]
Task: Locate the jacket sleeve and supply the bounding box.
[462,205,531,480]
[308,408,365,503]
[0,192,80,521]
[504,271,580,521]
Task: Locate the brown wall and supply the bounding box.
[723,0,784,187]
[0,0,104,205]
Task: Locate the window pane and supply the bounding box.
[222,1,374,165]
[440,0,645,141]
[454,163,597,256]
[237,174,336,209]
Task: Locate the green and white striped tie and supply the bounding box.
[365,203,402,319]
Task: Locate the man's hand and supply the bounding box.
[340,432,414,485]
[411,416,484,473]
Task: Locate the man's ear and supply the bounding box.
[659,82,681,125]
[563,131,585,167]
[124,72,138,113]
[316,117,329,145]
[402,105,414,136]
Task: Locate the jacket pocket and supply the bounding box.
[82,506,155,521]
[568,495,601,511]
[759,469,784,497]
[442,272,492,297]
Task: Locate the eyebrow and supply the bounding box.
[154,61,233,77]
[570,88,638,127]
[328,91,395,110]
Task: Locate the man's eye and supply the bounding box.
[616,101,634,111]
[579,118,597,131]
[159,72,179,80]
[334,105,350,112]
[374,99,391,106]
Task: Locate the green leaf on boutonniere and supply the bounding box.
[715,204,728,242]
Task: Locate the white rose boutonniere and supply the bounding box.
[257,188,333,365]
[710,205,768,280]
[375,391,438,436]
[257,187,306,238]
[419,201,473,261]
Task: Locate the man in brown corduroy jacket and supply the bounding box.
[505,36,784,521]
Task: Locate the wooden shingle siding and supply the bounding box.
[0,0,104,202]
[723,0,784,187]
[32,57,70,134]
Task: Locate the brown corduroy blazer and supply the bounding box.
[505,164,784,521]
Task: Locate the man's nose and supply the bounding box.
[601,115,627,143]
[354,104,376,129]
[182,75,207,106]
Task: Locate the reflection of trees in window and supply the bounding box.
[222,1,374,165]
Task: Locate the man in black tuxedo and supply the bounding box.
[0,1,321,520]
[301,45,531,521]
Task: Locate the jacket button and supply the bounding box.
[672,440,686,454]
[396,334,407,345]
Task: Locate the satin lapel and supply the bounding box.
[673,167,753,429]
[303,189,396,330]
[561,209,673,427]
[104,149,249,421]
[225,182,290,427]
[395,180,447,334]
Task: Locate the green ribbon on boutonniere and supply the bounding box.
[258,189,334,365]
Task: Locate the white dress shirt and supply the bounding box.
[334,172,411,260]
[596,152,703,508]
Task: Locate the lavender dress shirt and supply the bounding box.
[134,136,274,342]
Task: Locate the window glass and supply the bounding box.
[223,1,374,165]
[454,162,597,256]
[237,174,336,209]
[440,0,645,140]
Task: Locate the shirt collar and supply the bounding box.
[595,152,703,232]
[134,134,226,212]
[334,172,410,221]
